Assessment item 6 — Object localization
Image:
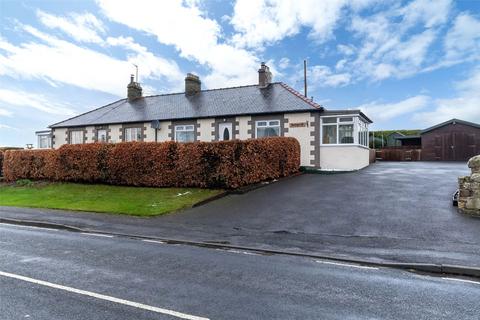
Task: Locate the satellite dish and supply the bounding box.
[151,120,160,129]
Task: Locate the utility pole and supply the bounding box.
[304,59,307,98]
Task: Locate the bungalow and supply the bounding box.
[46,63,372,170]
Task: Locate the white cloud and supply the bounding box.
[309,65,351,87]
[359,95,430,121]
[97,0,259,88]
[37,10,106,44]
[337,44,355,56]
[399,0,451,28]
[413,66,480,125]
[278,57,290,69]
[347,2,443,82]
[444,13,480,64]
[230,0,372,49]
[0,88,75,115]
[0,108,12,117]
[0,124,16,130]
[0,24,183,96]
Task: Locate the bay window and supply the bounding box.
[124,127,142,142]
[175,125,195,142]
[256,120,280,138]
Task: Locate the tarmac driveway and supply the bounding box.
[158,161,480,265]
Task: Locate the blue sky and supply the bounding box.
[0,0,479,147]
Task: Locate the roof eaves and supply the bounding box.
[49,108,320,129]
[322,109,373,123]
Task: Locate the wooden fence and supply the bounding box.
[376,147,422,161]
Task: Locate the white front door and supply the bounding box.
[218,122,232,141]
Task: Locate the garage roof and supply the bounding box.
[421,118,480,134]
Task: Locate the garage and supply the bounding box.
[421,119,480,161]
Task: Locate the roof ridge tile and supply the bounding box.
[279,82,323,110]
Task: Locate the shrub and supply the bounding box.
[3,149,57,181]
[56,143,113,182]
[0,150,3,177]
[2,138,300,189]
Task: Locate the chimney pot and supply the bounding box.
[258,62,272,88]
[185,73,201,96]
[127,75,142,101]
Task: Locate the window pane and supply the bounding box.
[97,129,107,142]
[70,131,82,144]
[39,135,50,148]
[339,124,354,144]
[269,120,280,126]
[339,117,353,122]
[257,126,279,138]
[175,125,195,142]
[322,125,337,144]
[125,128,141,142]
[257,121,267,127]
[322,117,337,123]
[136,128,142,141]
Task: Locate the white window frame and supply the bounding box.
[320,116,369,148]
[97,129,108,143]
[38,134,51,149]
[255,120,281,138]
[174,125,195,142]
[124,127,142,142]
[69,130,84,145]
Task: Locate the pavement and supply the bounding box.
[2,223,480,319]
[1,161,479,269]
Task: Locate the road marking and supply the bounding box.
[80,232,114,238]
[0,270,209,320]
[442,277,480,285]
[0,223,59,232]
[142,239,166,244]
[316,260,379,270]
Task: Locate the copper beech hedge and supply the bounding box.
[2,138,300,188]
[0,150,4,177]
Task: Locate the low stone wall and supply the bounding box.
[458,155,480,216]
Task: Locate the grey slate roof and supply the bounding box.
[50,82,323,128]
[421,118,480,134]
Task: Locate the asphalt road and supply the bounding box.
[2,161,477,267]
[1,223,480,320]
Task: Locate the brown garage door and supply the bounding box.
[432,132,476,161]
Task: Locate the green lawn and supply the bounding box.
[0,182,223,216]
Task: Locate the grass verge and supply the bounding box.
[0,182,223,216]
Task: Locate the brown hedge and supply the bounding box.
[2,137,300,189]
[0,150,4,177]
[3,149,57,181]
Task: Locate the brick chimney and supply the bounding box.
[185,73,201,96]
[127,74,142,101]
[258,62,272,88]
